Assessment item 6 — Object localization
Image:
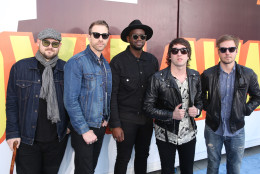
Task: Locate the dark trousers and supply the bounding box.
[114,120,153,174]
[156,138,196,174]
[71,126,106,174]
[16,135,68,174]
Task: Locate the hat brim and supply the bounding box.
[121,24,153,42]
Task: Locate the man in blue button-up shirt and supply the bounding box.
[64,20,112,174]
[201,35,260,174]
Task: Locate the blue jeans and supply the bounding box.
[204,125,245,174]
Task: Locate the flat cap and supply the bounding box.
[38,28,62,41]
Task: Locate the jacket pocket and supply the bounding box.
[16,80,32,100]
[120,75,139,91]
[82,74,96,91]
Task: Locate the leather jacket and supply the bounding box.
[201,63,260,133]
[143,66,203,133]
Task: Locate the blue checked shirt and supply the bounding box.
[215,65,241,136]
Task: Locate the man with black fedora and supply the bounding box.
[109,19,159,174]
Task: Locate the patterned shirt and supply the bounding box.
[154,77,196,145]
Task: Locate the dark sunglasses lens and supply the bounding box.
[219,47,236,53]
[180,49,188,54]
[92,32,101,39]
[42,40,50,47]
[101,34,109,39]
[171,48,188,55]
[140,35,147,40]
[219,48,226,53]
[52,42,60,48]
[228,47,236,53]
[132,35,139,40]
[171,49,179,55]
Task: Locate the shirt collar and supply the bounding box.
[220,64,236,74]
[126,45,148,61]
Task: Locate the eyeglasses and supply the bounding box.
[42,39,60,48]
[132,34,147,40]
[171,48,188,55]
[219,47,237,53]
[91,32,110,39]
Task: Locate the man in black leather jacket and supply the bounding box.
[144,38,203,174]
[201,34,260,174]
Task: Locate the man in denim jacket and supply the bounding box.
[64,20,112,174]
[6,28,69,174]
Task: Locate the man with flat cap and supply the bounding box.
[6,28,69,174]
[109,19,159,174]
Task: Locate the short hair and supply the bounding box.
[216,34,240,48]
[88,20,109,35]
[166,38,191,67]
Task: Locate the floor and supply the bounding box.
[148,145,260,174]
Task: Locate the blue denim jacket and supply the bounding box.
[6,57,69,145]
[64,45,112,135]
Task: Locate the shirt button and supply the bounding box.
[32,126,35,128]
[126,79,129,82]
[141,85,144,88]
[140,72,143,74]
[137,112,140,115]
[36,95,38,98]
[35,110,37,113]
[38,79,40,82]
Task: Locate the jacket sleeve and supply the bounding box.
[109,60,122,128]
[6,64,20,140]
[194,75,203,118]
[143,75,173,121]
[201,72,209,111]
[64,59,89,135]
[245,71,260,115]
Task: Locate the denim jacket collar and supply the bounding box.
[28,57,64,74]
[85,45,106,64]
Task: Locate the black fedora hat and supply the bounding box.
[121,19,153,42]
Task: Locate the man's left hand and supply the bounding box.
[188,106,198,117]
[102,120,108,127]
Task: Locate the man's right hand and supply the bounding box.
[112,127,124,142]
[7,138,21,151]
[82,130,97,145]
[173,104,185,120]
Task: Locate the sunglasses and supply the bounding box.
[132,34,147,40]
[219,47,237,53]
[91,32,110,39]
[171,48,188,55]
[42,39,60,48]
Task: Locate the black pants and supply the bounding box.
[16,135,68,174]
[156,138,196,174]
[71,126,106,174]
[114,120,153,174]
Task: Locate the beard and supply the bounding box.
[40,49,58,60]
[131,44,143,51]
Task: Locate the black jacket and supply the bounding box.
[143,66,203,133]
[109,46,159,128]
[201,63,260,133]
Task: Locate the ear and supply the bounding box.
[37,39,41,47]
[87,34,91,42]
[58,42,62,49]
[126,36,130,43]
